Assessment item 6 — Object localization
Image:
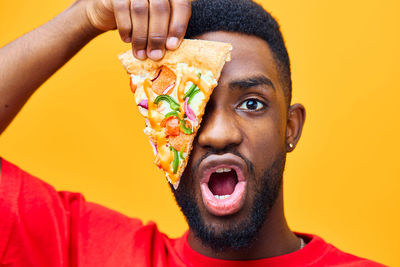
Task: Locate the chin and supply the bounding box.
[171,151,286,251]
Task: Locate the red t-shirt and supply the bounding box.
[0,159,385,266]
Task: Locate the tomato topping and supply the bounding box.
[161,116,180,136]
[166,117,180,136]
[160,116,169,127]
[130,78,137,93]
[152,66,176,95]
[169,131,192,151]
[184,120,192,130]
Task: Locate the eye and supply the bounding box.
[237,99,265,111]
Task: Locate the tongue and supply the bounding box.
[208,171,238,195]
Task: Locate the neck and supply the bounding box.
[187,190,299,260]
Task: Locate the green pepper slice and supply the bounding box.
[165,111,192,134]
[188,88,201,104]
[183,73,201,99]
[180,120,193,134]
[154,95,180,111]
[170,147,179,174]
[164,111,179,119]
[183,83,197,100]
[179,146,185,159]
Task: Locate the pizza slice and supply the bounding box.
[118,39,232,189]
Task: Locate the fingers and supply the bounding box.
[130,0,149,59]
[147,0,171,60]
[113,0,191,60]
[167,0,191,50]
[113,0,132,43]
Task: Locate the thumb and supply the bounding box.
[85,0,117,32]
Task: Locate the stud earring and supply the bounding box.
[289,143,294,149]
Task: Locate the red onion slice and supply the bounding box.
[149,140,158,156]
[184,97,197,122]
[138,99,148,109]
[162,83,175,95]
[151,68,161,81]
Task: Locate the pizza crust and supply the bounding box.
[119,39,232,189]
[118,39,232,81]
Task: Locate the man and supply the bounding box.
[0,0,384,265]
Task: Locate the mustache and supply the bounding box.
[190,145,255,177]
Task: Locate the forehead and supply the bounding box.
[197,31,281,90]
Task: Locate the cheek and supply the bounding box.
[182,145,204,193]
[240,116,285,171]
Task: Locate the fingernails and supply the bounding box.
[166,37,179,50]
[124,36,132,43]
[149,49,163,60]
[136,50,146,60]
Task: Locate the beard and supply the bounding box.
[171,150,286,252]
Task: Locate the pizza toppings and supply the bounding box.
[149,140,158,155]
[170,146,180,174]
[179,145,186,159]
[154,95,180,111]
[188,88,200,104]
[157,143,174,172]
[134,67,205,182]
[152,65,176,95]
[164,111,179,119]
[163,116,180,136]
[184,97,197,122]
[130,78,137,93]
[138,99,148,109]
[151,68,161,81]
[160,108,193,135]
[179,119,193,135]
[132,66,205,180]
[162,83,175,95]
[119,39,232,189]
[168,131,192,151]
[184,83,197,99]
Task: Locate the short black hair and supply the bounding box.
[185,0,292,104]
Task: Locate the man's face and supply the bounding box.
[172,32,290,250]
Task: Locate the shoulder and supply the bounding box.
[298,233,386,267]
[0,158,144,234]
[0,159,148,265]
[0,158,87,221]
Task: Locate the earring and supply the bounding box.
[289,143,294,149]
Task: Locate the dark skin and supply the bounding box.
[0,1,306,261]
[0,0,191,135]
[184,31,306,259]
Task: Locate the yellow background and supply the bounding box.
[0,0,399,265]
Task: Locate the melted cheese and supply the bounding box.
[190,90,205,116]
[131,64,217,181]
[176,70,211,118]
[177,72,210,102]
[142,79,164,130]
[156,142,173,172]
[169,173,179,184]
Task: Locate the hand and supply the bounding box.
[84,0,192,60]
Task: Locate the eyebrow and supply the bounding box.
[229,75,275,91]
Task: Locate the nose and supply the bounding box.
[197,104,243,150]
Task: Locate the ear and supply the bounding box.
[286,103,306,152]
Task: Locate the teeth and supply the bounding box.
[215,167,232,173]
[214,194,231,199]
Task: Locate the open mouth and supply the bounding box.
[198,154,248,216]
[209,168,238,198]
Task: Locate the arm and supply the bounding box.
[0,1,97,134]
[0,0,191,135]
